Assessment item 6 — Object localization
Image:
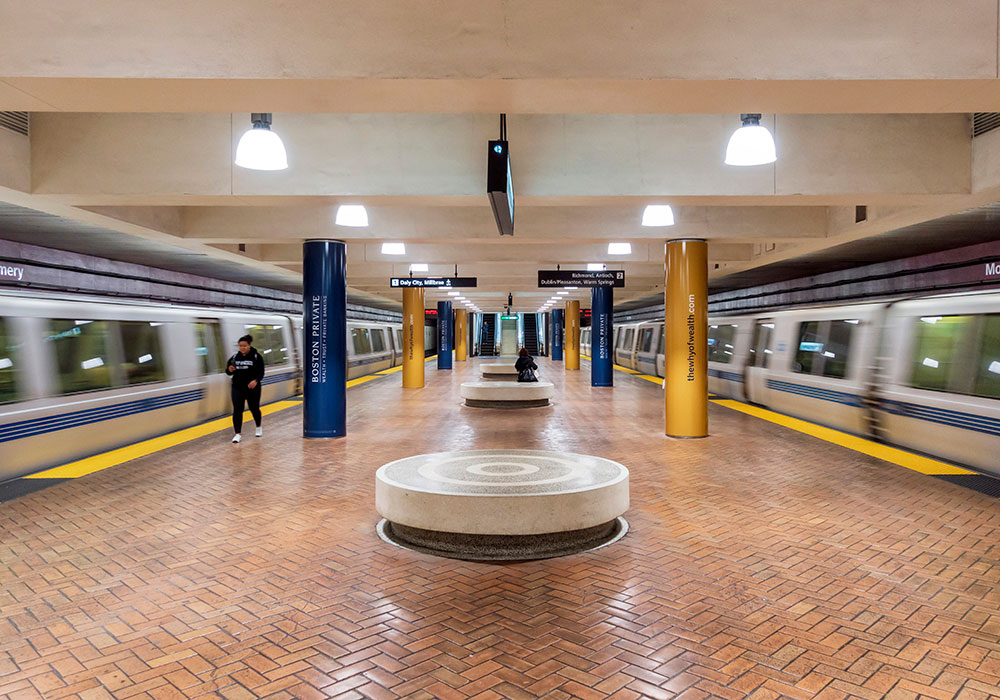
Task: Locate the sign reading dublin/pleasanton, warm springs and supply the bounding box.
[390,277,478,288]
[537,270,625,288]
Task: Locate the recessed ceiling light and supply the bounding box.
[337,204,369,227]
[641,205,675,227]
[447,291,460,296]
[381,242,405,255]
[725,113,776,166]
[409,263,428,272]
[234,113,288,171]
[608,242,631,255]
[564,286,578,290]
[557,291,569,295]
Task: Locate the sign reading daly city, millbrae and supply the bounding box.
[538,270,625,288]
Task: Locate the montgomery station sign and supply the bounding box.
[0,264,25,281]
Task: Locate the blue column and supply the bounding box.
[551,309,564,361]
[437,301,453,369]
[591,286,613,387]
[302,240,347,438]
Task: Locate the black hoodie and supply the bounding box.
[226,347,265,388]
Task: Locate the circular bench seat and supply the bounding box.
[480,363,519,380]
[460,380,554,408]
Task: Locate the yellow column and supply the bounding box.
[665,239,708,438]
[454,309,468,361]
[565,300,580,370]
[402,287,425,388]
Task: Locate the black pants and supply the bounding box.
[232,383,262,433]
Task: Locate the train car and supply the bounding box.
[580,327,591,356]
[0,292,301,482]
[0,291,408,482]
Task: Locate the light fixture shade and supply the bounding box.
[587,263,605,271]
[381,242,405,255]
[409,263,428,272]
[725,115,776,166]
[641,205,675,227]
[336,205,369,227]
[235,127,288,170]
[608,242,632,255]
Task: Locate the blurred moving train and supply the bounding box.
[0,291,415,482]
[583,291,1000,474]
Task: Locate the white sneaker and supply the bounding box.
[255,427,263,438]
[232,434,241,443]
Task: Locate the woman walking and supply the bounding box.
[226,334,265,443]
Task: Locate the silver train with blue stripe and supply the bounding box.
[0,292,405,482]
[583,291,1000,475]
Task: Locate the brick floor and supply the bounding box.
[2,358,1000,699]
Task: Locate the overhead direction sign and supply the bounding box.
[537,270,625,288]
[390,277,478,288]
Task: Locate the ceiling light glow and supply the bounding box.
[641,205,675,227]
[725,113,776,166]
[381,242,405,255]
[608,242,631,255]
[587,263,605,271]
[234,113,288,171]
[409,263,428,272]
[336,205,369,227]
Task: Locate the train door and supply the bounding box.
[194,319,231,418]
[744,319,774,404]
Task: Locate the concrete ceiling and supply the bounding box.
[3,1,1000,312]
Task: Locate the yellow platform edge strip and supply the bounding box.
[711,399,973,476]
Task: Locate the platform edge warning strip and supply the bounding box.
[710,399,974,476]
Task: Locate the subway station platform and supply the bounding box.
[3,358,1000,700]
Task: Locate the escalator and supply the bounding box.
[480,314,497,356]
[523,313,540,356]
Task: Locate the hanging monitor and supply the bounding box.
[487,140,514,236]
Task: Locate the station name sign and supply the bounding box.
[390,277,478,288]
[538,270,625,288]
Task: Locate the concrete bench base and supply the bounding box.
[460,380,554,408]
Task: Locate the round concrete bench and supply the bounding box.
[460,380,554,408]
[375,449,630,560]
[480,363,519,380]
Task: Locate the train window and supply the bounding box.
[0,318,20,403]
[194,321,225,374]
[748,321,773,368]
[622,329,634,350]
[659,326,665,355]
[47,320,114,394]
[793,320,855,379]
[120,322,166,385]
[707,325,736,364]
[244,324,288,365]
[974,315,1000,399]
[909,315,975,394]
[352,327,372,354]
[371,328,385,353]
[640,328,655,353]
[395,329,403,350]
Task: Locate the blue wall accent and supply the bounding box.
[551,308,564,361]
[437,301,453,369]
[302,240,347,438]
[591,287,613,386]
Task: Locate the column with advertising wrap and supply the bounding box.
[565,300,581,370]
[455,309,468,361]
[437,301,453,369]
[665,239,708,438]
[302,240,347,438]
[591,286,613,387]
[402,287,425,388]
[551,308,564,361]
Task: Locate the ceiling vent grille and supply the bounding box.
[0,111,28,136]
[973,113,1000,137]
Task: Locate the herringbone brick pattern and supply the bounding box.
[2,359,1000,700]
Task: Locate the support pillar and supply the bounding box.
[551,309,564,361]
[302,240,347,438]
[591,287,613,387]
[455,309,467,361]
[665,239,708,438]
[402,287,425,388]
[565,301,580,370]
[437,301,453,369]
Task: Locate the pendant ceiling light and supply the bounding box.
[234,113,288,170]
[641,205,675,227]
[724,114,776,166]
